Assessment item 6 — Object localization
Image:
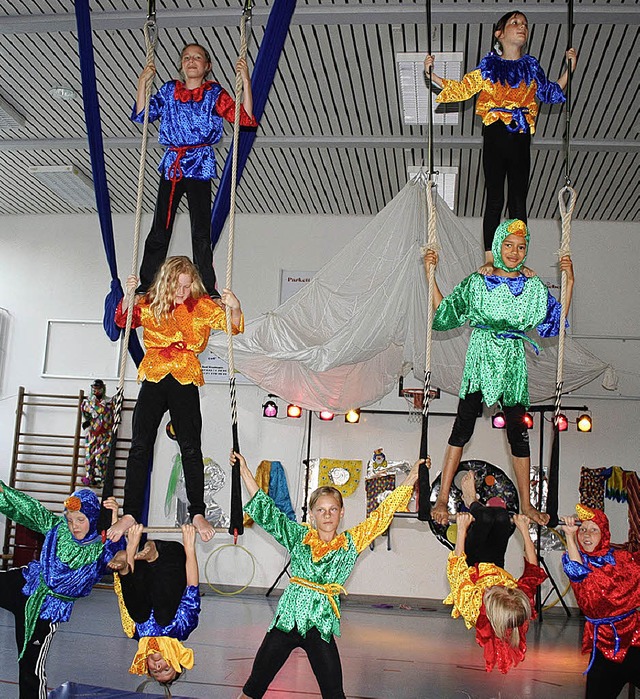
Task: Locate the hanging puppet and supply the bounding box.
[81,378,114,486]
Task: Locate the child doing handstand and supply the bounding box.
[444,471,546,673]
[234,451,425,699]
[559,505,640,698]
[0,485,123,698]
[424,219,574,526]
[108,255,243,543]
[424,11,577,266]
[133,43,258,296]
[109,523,201,688]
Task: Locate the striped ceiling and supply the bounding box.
[0,0,638,221]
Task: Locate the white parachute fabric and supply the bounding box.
[208,177,609,411]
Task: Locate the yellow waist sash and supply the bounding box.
[290,577,347,618]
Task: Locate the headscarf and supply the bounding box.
[130,636,194,676]
[491,219,529,273]
[575,503,611,557]
[63,489,101,543]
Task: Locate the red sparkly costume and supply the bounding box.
[445,552,546,673]
[562,504,640,696]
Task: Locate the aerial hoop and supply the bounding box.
[205,543,256,596]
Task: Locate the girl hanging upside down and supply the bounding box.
[445,471,546,673]
[559,505,640,698]
[424,11,577,266]
[423,219,575,526]
[133,43,258,297]
[234,451,425,699]
[108,256,243,543]
[109,523,200,690]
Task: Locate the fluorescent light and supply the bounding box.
[396,52,463,126]
[49,86,78,101]
[28,165,96,209]
[0,95,26,129]
[408,166,458,210]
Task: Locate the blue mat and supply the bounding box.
[48,682,190,698]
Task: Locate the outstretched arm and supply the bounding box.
[182,524,199,587]
[557,49,578,92]
[514,514,537,565]
[559,256,575,314]
[558,515,582,563]
[422,249,444,309]
[423,55,444,88]
[236,57,254,118]
[135,64,156,114]
[233,451,259,499]
[454,512,473,556]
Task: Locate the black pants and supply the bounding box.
[139,176,218,297]
[482,121,531,251]
[243,627,346,699]
[465,502,514,568]
[124,376,206,521]
[121,540,186,627]
[448,392,530,458]
[0,567,59,699]
[586,647,640,699]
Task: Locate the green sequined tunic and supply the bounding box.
[244,485,413,642]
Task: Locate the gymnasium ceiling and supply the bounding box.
[0,0,638,222]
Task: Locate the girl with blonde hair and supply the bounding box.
[108,256,243,543]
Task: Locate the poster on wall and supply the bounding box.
[200,348,253,385]
[280,270,316,305]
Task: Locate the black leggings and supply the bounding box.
[448,392,530,458]
[465,502,514,568]
[120,540,186,627]
[482,121,531,251]
[243,626,346,699]
[586,647,640,699]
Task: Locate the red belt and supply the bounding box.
[165,143,212,228]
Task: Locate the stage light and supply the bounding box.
[345,408,361,424]
[577,413,593,433]
[319,410,335,421]
[523,412,534,430]
[491,411,506,429]
[262,398,278,418]
[287,404,302,419]
[555,413,569,432]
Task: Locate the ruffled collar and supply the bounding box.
[303,524,349,562]
[480,53,538,88]
[483,273,527,296]
[581,547,616,569]
[174,80,213,103]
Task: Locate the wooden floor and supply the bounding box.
[0,586,599,698]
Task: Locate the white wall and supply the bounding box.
[0,210,638,604]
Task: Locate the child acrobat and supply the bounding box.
[424,219,574,526]
[444,471,546,673]
[133,43,258,296]
[107,256,243,543]
[424,11,577,266]
[234,451,425,699]
[559,505,640,698]
[0,484,123,698]
[108,523,201,689]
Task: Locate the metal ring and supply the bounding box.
[205,543,256,596]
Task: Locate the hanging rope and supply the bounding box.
[226,1,252,541]
[98,13,158,530]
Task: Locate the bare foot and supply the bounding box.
[107,514,136,542]
[134,540,159,563]
[522,505,550,526]
[431,500,450,526]
[460,471,477,508]
[107,550,129,574]
[193,514,215,542]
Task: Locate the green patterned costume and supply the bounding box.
[244,484,413,641]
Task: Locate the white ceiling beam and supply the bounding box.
[2,5,638,35]
[0,137,637,153]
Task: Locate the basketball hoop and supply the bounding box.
[401,388,424,423]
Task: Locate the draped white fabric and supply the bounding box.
[208,177,609,411]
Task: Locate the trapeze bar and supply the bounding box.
[143,526,228,534]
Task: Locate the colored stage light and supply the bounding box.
[287,404,303,419]
[577,413,593,433]
[262,398,278,418]
[555,414,569,432]
[345,409,361,424]
[523,412,534,429]
[319,410,335,421]
[491,411,506,429]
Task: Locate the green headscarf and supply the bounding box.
[491,219,530,272]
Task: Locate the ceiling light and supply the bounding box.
[49,86,78,101]
[286,404,302,419]
[577,414,592,433]
[28,165,95,209]
[262,398,278,418]
[0,95,26,129]
[396,52,463,126]
[318,410,334,421]
[345,409,360,424]
[407,166,458,210]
